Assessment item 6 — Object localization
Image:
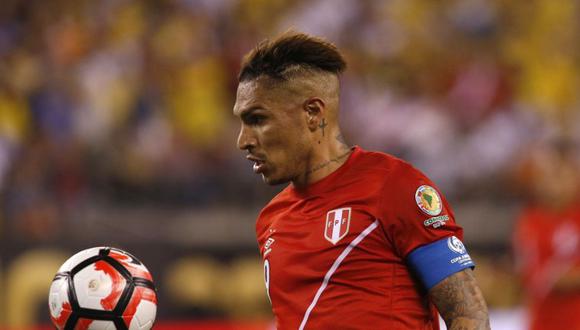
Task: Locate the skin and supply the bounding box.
[233,72,350,189]
[429,268,491,330]
[234,70,490,329]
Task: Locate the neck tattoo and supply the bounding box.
[319,118,328,137]
[305,148,352,176]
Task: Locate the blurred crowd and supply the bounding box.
[0,0,580,327]
[1,0,579,239]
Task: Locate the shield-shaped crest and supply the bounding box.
[325,207,351,245]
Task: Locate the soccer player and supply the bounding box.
[513,142,580,330]
[233,32,490,330]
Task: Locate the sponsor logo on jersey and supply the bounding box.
[264,237,275,257]
[325,207,351,245]
[423,215,450,228]
[447,236,466,254]
[415,185,442,216]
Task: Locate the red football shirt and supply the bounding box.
[513,204,580,330]
[256,146,464,329]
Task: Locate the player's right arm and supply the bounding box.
[429,268,490,330]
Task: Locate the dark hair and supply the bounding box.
[238,32,347,82]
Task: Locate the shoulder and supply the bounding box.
[356,148,429,188]
[365,150,450,224]
[261,185,295,212]
[255,186,294,230]
[353,148,416,179]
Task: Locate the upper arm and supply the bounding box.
[429,268,490,330]
[378,162,489,328]
[380,162,463,258]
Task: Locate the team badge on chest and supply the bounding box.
[325,207,351,244]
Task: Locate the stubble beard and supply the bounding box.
[262,172,292,186]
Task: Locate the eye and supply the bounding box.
[247,114,266,125]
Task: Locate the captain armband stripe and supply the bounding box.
[406,236,475,290]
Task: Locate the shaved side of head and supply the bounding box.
[238,32,346,121]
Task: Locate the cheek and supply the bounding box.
[277,136,310,172]
[260,117,311,166]
[261,123,293,147]
[263,129,306,166]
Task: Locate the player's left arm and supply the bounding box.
[429,268,490,330]
[383,165,490,329]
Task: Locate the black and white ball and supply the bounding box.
[48,247,157,330]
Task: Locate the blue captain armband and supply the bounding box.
[407,236,475,290]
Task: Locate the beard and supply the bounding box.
[262,173,292,186]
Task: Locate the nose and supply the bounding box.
[237,124,257,151]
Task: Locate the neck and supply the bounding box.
[292,128,352,190]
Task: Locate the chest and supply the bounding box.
[261,205,378,255]
[257,198,400,296]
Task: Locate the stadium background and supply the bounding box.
[0,0,578,329]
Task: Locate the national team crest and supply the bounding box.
[325,207,351,245]
[415,185,442,216]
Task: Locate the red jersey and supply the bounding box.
[513,204,580,330]
[256,146,466,329]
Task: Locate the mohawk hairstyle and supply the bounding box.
[238,32,347,82]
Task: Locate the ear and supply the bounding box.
[304,98,325,131]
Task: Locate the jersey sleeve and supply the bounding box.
[380,161,474,289]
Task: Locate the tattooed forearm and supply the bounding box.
[429,269,490,330]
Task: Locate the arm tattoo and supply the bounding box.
[429,269,490,330]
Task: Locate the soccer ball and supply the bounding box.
[48,247,158,330]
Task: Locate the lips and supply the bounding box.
[253,162,265,174]
[246,155,266,174]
